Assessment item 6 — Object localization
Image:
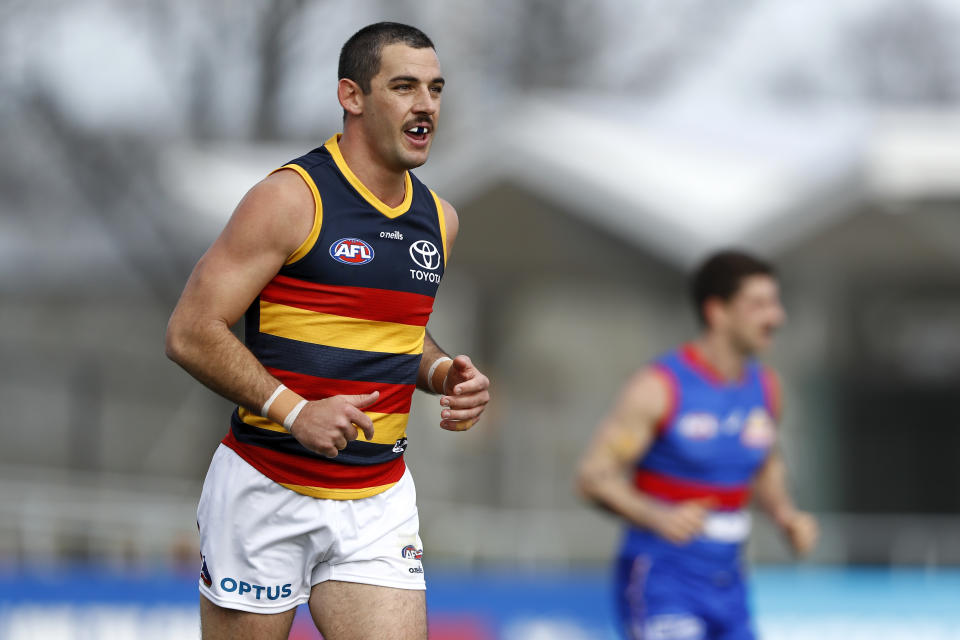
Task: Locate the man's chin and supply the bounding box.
[751,337,774,355]
[401,148,430,169]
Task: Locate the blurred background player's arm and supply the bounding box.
[752,371,819,556]
[576,368,709,545]
[753,449,819,557]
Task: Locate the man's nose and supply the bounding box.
[412,86,437,114]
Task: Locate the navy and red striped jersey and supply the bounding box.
[634,344,779,512]
[223,134,447,500]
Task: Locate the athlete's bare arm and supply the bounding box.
[750,375,818,556]
[415,197,490,432]
[577,369,709,544]
[165,169,378,458]
[753,449,818,556]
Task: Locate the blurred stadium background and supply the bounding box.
[2,1,960,638]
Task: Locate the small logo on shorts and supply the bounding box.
[401,545,423,560]
[330,238,374,265]
[199,556,212,587]
[393,437,408,453]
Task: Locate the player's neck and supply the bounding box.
[337,131,407,207]
[692,335,747,382]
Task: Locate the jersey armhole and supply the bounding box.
[269,164,323,266]
[429,189,448,266]
[760,366,783,423]
[650,364,680,435]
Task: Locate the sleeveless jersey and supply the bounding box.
[635,344,779,513]
[222,134,448,500]
[621,344,779,566]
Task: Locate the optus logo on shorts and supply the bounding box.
[330,238,374,265]
[401,544,423,560]
[219,577,292,601]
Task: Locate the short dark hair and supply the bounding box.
[339,22,435,94]
[691,250,776,326]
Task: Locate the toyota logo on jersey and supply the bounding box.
[409,240,441,270]
[330,238,375,265]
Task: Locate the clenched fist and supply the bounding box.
[289,391,379,457]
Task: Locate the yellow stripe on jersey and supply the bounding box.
[430,189,448,266]
[269,164,323,266]
[259,301,426,355]
[238,406,287,433]
[239,407,409,445]
[355,412,410,444]
[279,482,399,500]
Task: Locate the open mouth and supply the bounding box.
[404,125,431,145]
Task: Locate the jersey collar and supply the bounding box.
[680,343,747,386]
[324,134,413,219]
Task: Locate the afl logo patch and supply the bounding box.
[409,240,441,270]
[330,238,374,265]
[401,544,423,560]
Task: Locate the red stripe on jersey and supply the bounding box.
[760,367,782,423]
[634,469,750,510]
[266,367,415,414]
[261,275,435,326]
[680,343,748,385]
[650,364,680,435]
[223,432,406,489]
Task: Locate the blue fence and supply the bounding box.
[1,565,958,639]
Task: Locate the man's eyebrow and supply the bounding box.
[388,75,446,86]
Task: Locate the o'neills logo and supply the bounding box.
[330,238,374,265]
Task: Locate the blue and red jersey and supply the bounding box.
[624,344,779,564]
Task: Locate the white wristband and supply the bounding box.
[283,399,308,431]
[427,356,452,394]
[261,384,287,416]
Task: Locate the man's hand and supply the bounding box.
[648,499,711,545]
[289,391,379,457]
[781,510,819,557]
[439,355,490,431]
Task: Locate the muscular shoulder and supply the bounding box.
[618,366,674,425]
[225,168,315,257]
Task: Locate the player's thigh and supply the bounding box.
[308,580,426,640]
[200,593,296,640]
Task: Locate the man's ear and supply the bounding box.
[338,78,364,116]
[702,297,726,329]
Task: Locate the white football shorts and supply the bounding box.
[197,444,425,614]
